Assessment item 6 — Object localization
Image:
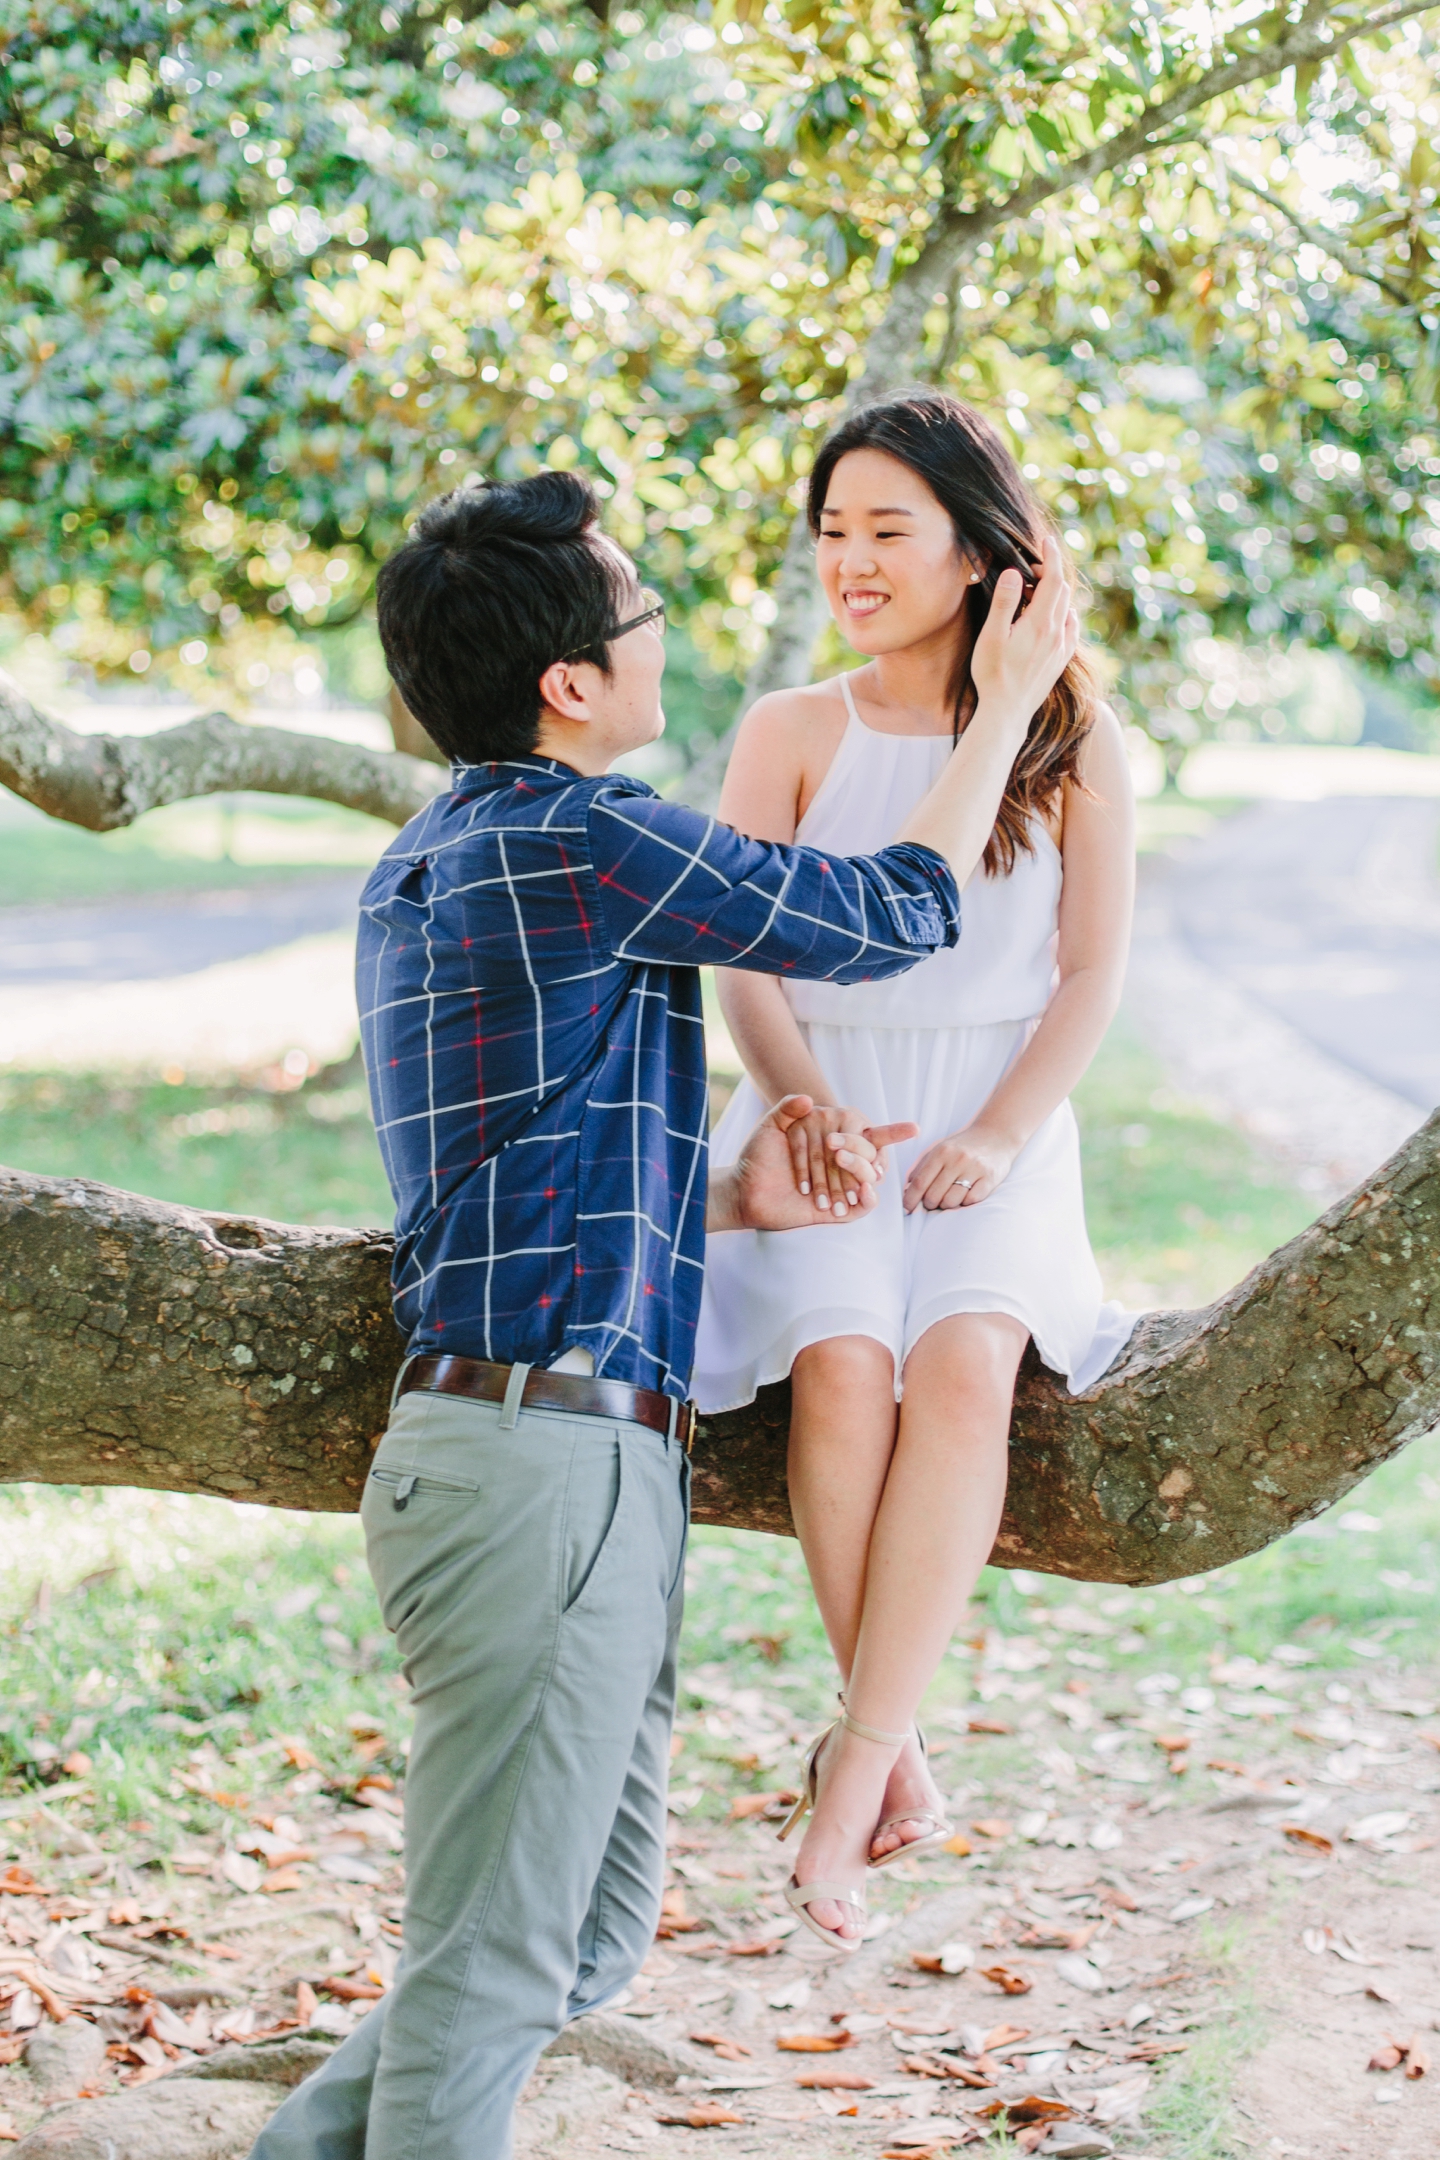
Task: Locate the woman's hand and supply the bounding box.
[782,1099,882,1216]
[714,1096,918,1233]
[903,1123,1018,1214]
[969,533,1079,730]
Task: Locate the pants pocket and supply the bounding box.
[561,1438,624,1616]
[367,1464,481,1511]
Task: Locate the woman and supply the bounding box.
[693,390,1136,1949]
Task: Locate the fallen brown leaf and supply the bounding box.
[0,1867,46,1897]
[795,2068,874,2089]
[777,2030,856,2052]
[655,2101,746,2127]
[1369,2041,1405,2072]
[1153,1734,1190,1753]
[107,1898,142,1927]
[0,2040,24,2067]
[1016,1924,1096,1952]
[656,1887,703,1937]
[689,2031,753,2061]
[1280,1824,1334,1856]
[0,2110,17,2143]
[967,1718,1011,1736]
[1406,2038,1430,2079]
[917,2055,994,2087]
[1128,2038,1189,2061]
[942,1834,973,1857]
[261,1870,307,1895]
[1205,1758,1248,1775]
[746,1632,788,1664]
[318,1977,384,2002]
[728,1791,799,1821]
[971,1819,1011,1839]
[282,1741,319,1771]
[977,2095,1073,2125]
[724,1934,787,1957]
[978,1964,1033,1995]
[1101,1885,1140,1913]
[982,2024,1032,2051]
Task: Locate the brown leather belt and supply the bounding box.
[398,1353,698,1453]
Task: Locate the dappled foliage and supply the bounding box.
[1,0,1438,737]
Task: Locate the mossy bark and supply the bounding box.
[4,1109,1436,1585]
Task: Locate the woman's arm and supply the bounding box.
[903,706,1136,1212]
[716,687,866,1207]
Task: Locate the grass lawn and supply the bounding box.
[0,792,396,906]
[0,1015,1416,1831]
[0,1010,1430,2156]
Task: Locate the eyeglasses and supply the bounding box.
[557,588,666,665]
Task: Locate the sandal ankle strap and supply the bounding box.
[840,1708,908,1748]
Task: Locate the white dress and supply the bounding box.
[693,673,1135,1413]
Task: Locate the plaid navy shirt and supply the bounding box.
[356,757,961,1400]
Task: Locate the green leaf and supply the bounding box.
[1027,111,1066,156]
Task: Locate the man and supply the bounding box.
[253,467,1064,2158]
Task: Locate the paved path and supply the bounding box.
[0,872,367,988]
[1163,795,1440,1114]
[1126,795,1437,1201]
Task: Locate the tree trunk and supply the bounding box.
[386,682,449,767]
[4,1108,1435,1585]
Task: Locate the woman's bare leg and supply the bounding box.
[788,1336,898,1674]
[791,1313,1026,1935]
[788,1336,942,1864]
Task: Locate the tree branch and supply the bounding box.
[697,0,1439,786]
[1228,172,1422,309]
[859,0,1437,396]
[3,1107,1436,1583]
[0,672,445,833]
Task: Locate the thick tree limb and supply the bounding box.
[3,1107,1435,1584]
[0,671,443,833]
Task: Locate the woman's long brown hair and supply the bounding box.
[807,388,1100,877]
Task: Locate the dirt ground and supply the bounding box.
[2,1634,1437,2159]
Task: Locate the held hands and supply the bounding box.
[903,1123,1017,1214]
[970,532,1080,734]
[783,1099,885,1216]
[722,1095,917,1234]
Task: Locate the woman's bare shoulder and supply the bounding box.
[1077,701,1130,785]
[722,678,851,836]
[738,676,851,741]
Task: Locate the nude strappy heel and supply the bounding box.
[867,1724,957,1869]
[783,1873,867,1952]
[778,1707,907,1949]
[775,1705,908,1844]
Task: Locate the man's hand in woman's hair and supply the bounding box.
[969,531,1079,729]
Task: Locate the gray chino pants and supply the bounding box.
[250,1381,689,2160]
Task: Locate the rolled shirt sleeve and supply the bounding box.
[586,783,960,981]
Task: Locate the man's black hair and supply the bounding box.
[375,470,629,765]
